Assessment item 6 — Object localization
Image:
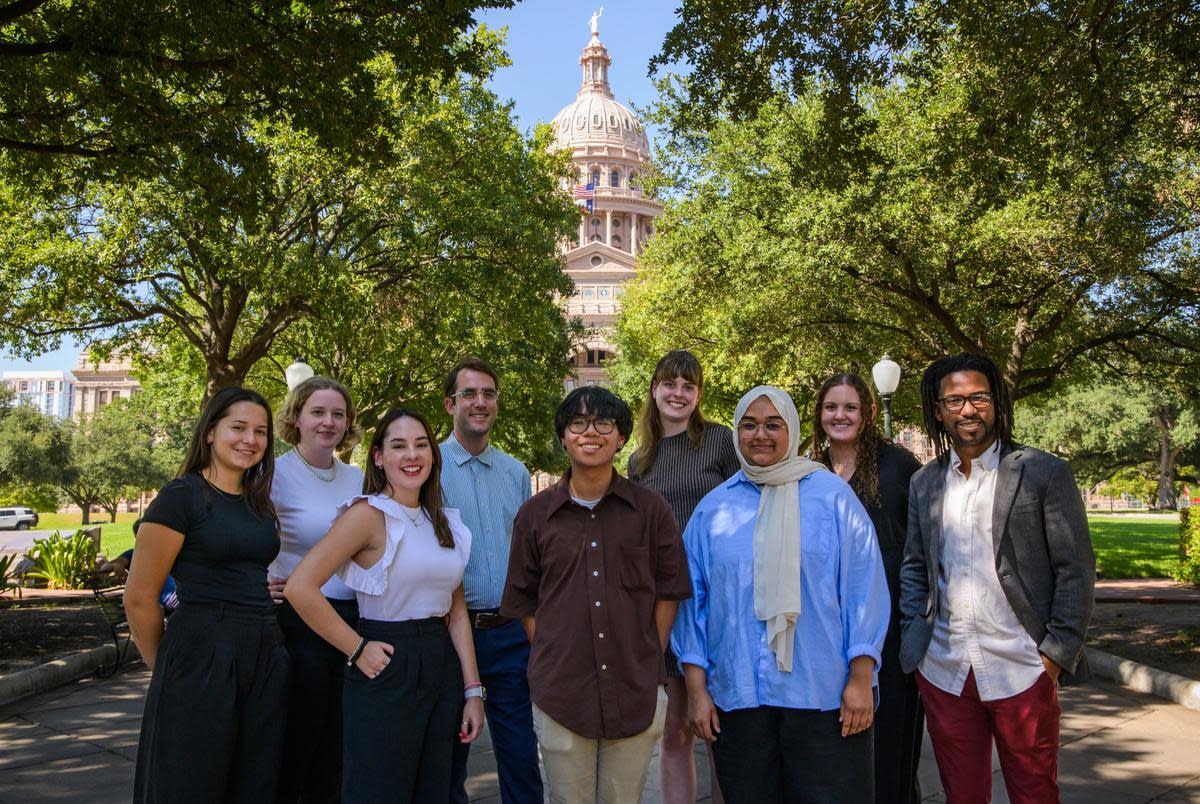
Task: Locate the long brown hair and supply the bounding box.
[277,375,362,451]
[179,386,277,520]
[632,350,713,475]
[363,408,454,548]
[810,373,882,507]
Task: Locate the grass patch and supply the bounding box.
[34,511,140,559]
[1089,514,1181,579]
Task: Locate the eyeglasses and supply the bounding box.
[567,417,616,435]
[451,387,498,402]
[938,392,993,412]
[737,420,788,435]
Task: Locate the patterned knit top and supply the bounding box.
[627,423,741,531]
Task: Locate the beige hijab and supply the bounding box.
[734,386,827,672]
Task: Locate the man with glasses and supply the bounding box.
[441,356,543,804]
[502,386,691,802]
[899,353,1094,803]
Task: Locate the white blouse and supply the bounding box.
[335,494,472,621]
[269,450,364,600]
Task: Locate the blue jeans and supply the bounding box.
[451,616,543,804]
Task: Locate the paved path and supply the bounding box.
[1,666,1198,803]
[1095,578,1200,604]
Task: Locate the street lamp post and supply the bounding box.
[285,357,315,391]
[872,354,902,440]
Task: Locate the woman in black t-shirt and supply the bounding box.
[811,372,924,804]
[125,386,289,804]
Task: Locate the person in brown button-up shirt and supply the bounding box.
[501,386,691,803]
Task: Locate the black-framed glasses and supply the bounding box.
[451,387,498,402]
[567,417,616,435]
[938,392,993,412]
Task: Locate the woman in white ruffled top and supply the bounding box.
[285,407,484,803]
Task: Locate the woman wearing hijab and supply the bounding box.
[671,386,890,803]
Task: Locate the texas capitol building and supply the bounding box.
[551,19,663,388]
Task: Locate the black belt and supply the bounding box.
[468,609,512,630]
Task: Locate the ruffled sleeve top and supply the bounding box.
[335,494,472,622]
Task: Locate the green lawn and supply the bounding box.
[1088,513,1181,579]
[35,511,140,558]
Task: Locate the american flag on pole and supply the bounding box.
[573,183,595,214]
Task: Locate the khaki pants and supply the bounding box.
[532,686,668,804]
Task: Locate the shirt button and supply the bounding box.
[599,632,605,638]
[590,514,595,519]
[594,601,601,607]
[592,570,598,576]
[591,541,597,547]
[601,664,607,670]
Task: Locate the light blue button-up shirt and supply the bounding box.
[671,469,889,712]
[440,434,531,610]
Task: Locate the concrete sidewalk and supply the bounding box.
[2,667,1199,803]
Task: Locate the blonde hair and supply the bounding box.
[277,376,362,451]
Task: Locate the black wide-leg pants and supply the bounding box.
[134,601,290,804]
[275,596,358,804]
[342,616,464,804]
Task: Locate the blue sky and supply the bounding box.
[0,1,680,375]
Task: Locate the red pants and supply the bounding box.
[916,668,1060,804]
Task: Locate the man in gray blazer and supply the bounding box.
[899,353,1094,804]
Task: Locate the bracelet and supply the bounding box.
[464,685,486,701]
[464,682,483,691]
[346,637,366,667]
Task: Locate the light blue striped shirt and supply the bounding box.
[440,434,531,610]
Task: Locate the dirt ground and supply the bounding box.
[2,597,1198,682]
[1088,601,1200,681]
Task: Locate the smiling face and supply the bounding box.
[562,403,626,471]
[295,388,349,453]
[935,370,997,459]
[819,383,873,449]
[737,395,790,467]
[206,400,270,477]
[373,415,433,506]
[444,368,498,441]
[652,374,700,429]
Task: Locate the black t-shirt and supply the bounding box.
[142,472,279,609]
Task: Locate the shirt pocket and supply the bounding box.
[619,545,654,594]
[800,513,835,563]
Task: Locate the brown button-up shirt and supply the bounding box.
[501,469,691,739]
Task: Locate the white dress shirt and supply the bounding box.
[919,440,1045,701]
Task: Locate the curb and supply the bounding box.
[0,644,126,708]
[1086,646,1200,712]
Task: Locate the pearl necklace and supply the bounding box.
[297,450,338,483]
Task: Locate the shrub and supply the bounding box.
[0,553,20,596]
[1176,509,1200,586]
[24,530,99,590]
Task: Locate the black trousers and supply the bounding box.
[342,617,464,804]
[134,601,290,804]
[275,597,359,804]
[712,706,874,804]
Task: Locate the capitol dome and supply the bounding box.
[550,32,651,159]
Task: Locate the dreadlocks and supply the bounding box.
[920,353,1014,458]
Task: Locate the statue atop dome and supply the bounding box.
[589,8,604,36]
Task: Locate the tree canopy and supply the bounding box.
[616,0,1198,411]
[1,0,513,186]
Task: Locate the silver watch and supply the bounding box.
[464,685,486,701]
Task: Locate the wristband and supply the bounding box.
[464,685,486,701]
[346,637,367,667]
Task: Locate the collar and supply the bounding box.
[442,433,494,468]
[545,467,639,519]
[949,438,1002,475]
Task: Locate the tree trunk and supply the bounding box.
[1153,405,1178,510]
[80,506,91,525]
[205,362,245,402]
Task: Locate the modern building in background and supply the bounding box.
[551,21,662,387]
[1,371,76,420]
[71,352,140,418]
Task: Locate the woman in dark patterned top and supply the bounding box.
[811,372,924,804]
[628,350,739,804]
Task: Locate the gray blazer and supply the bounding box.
[898,442,1095,684]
